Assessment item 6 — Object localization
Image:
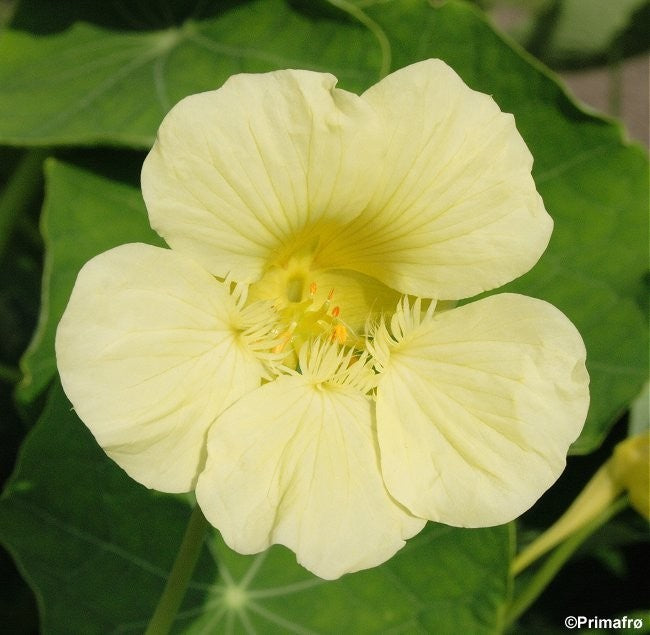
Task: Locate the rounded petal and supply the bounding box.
[318,59,553,299]
[142,70,383,282]
[196,375,424,580]
[55,243,266,493]
[375,293,589,526]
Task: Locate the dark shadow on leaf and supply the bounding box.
[9,0,251,34]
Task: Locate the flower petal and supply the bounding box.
[142,70,383,282]
[196,374,424,579]
[318,59,553,299]
[55,243,266,493]
[375,293,589,526]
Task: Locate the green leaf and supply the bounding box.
[16,158,163,406]
[0,381,512,633]
[0,0,384,147]
[204,522,511,634]
[0,382,215,634]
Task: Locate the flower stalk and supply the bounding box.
[511,432,649,576]
[145,505,209,635]
[511,462,622,576]
[506,495,629,627]
[507,433,649,625]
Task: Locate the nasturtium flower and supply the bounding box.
[56,60,590,580]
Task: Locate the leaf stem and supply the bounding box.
[145,504,209,635]
[326,0,391,79]
[505,496,628,627]
[0,149,46,262]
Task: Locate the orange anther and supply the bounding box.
[332,324,347,344]
[272,341,285,354]
[272,335,290,354]
[309,282,317,296]
[331,306,340,318]
[272,322,296,354]
[327,288,335,300]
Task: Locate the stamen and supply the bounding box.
[332,324,347,344]
[298,339,376,393]
[266,282,355,362]
[367,296,437,372]
[272,321,297,353]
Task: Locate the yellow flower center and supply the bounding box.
[247,256,352,366]
[272,282,348,356]
[249,254,315,305]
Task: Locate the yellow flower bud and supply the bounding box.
[611,433,650,519]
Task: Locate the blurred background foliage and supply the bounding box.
[477,0,648,68]
[0,0,647,632]
[478,0,649,146]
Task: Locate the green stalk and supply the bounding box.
[145,505,209,635]
[0,149,46,262]
[326,0,391,79]
[511,460,622,576]
[505,496,628,628]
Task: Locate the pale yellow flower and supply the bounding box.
[56,60,589,579]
